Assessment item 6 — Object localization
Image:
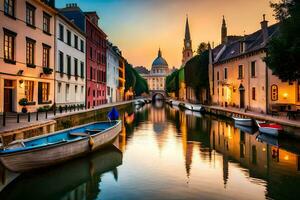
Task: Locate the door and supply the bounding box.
[4,88,12,112]
[240,90,245,109]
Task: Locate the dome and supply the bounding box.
[152,49,168,67]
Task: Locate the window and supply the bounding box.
[271,85,278,101]
[66,84,69,101]
[58,82,61,93]
[38,82,50,103]
[252,87,256,100]
[251,61,256,77]
[4,0,15,17]
[43,12,51,34]
[240,42,245,53]
[80,40,84,52]
[26,2,36,27]
[90,66,93,80]
[217,71,219,81]
[3,28,16,63]
[59,51,64,72]
[59,24,64,41]
[107,86,110,95]
[90,47,93,59]
[42,44,50,67]
[67,30,71,45]
[224,68,228,80]
[74,35,78,49]
[75,85,78,94]
[25,80,34,102]
[238,65,243,79]
[74,58,78,77]
[26,37,35,66]
[97,53,100,64]
[80,62,84,78]
[67,55,71,76]
[298,81,300,102]
[81,86,84,94]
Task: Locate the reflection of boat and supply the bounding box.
[0,146,122,200]
[234,124,257,134]
[0,121,122,172]
[256,133,279,147]
[256,120,283,137]
[0,166,19,193]
[184,110,202,118]
[232,117,253,126]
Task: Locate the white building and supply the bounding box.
[106,43,120,103]
[55,13,86,107]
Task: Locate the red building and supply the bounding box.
[85,12,107,108]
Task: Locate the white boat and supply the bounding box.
[184,103,205,113]
[171,101,181,107]
[256,120,283,137]
[232,117,253,126]
[133,99,145,105]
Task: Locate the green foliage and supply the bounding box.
[184,50,209,99]
[18,98,28,106]
[125,61,149,96]
[196,42,209,55]
[265,0,300,81]
[37,105,51,112]
[166,69,179,93]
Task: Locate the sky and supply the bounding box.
[57,0,278,69]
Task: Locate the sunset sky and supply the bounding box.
[57,0,278,69]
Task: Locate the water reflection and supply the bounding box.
[1,104,300,200]
[0,146,122,200]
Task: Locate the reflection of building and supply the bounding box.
[209,16,300,113]
[0,0,56,113]
[140,49,170,96]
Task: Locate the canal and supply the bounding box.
[1,102,300,200]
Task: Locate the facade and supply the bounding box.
[55,13,86,107]
[209,16,300,113]
[0,0,56,113]
[85,12,107,108]
[106,43,119,103]
[118,56,125,101]
[141,49,169,97]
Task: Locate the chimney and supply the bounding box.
[261,14,269,44]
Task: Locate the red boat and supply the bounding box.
[256,121,283,137]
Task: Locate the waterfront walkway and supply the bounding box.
[167,99,300,128]
[0,101,133,134]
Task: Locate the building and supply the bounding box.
[118,56,126,101]
[106,42,119,103]
[182,16,193,66]
[60,4,107,108]
[179,16,193,101]
[85,12,107,108]
[0,0,56,113]
[141,49,169,98]
[55,13,86,107]
[209,15,300,113]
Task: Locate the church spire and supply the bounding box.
[158,48,162,57]
[185,15,191,41]
[221,15,228,44]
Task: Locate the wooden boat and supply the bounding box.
[0,120,122,172]
[256,120,283,137]
[232,117,253,126]
[0,146,122,199]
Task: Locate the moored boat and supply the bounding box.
[0,120,122,172]
[232,117,253,126]
[256,120,283,137]
[133,99,145,105]
[171,100,181,107]
[184,103,205,113]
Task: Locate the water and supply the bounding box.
[1,102,300,200]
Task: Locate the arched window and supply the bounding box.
[271,85,278,101]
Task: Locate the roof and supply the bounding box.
[185,16,191,41]
[213,23,279,64]
[152,49,168,67]
[134,66,150,74]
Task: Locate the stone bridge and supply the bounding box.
[149,90,166,101]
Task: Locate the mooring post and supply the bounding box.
[2,112,6,126]
[28,112,31,122]
[17,113,20,123]
[36,111,39,121]
[45,111,48,119]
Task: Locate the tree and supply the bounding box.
[265,0,300,81]
[166,69,179,94]
[196,42,208,55]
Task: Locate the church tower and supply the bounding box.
[221,16,228,44]
[182,16,193,66]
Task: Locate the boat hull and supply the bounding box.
[0,121,122,172]
[258,127,280,137]
[233,118,253,126]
